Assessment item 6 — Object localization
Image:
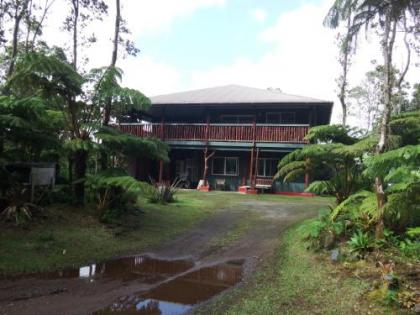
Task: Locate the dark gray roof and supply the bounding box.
[151,85,331,106]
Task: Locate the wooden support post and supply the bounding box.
[254,148,260,188]
[304,171,310,188]
[304,158,310,188]
[158,160,164,184]
[247,116,258,194]
[205,112,210,143]
[198,147,215,191]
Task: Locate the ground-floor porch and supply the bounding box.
[130,147,308,193]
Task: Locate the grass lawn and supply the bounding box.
[0,191,230,275]
[196,219,391,315]
[0,191,329,277]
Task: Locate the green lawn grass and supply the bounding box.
[196,219,390,315]
[0,191,226,275]
[0,191,330,276]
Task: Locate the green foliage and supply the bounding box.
[144,178,183,204]
[305,180,331,195]
[364,145,420,180]
[347,231,375,257]
[95,126,169,162]
[0,182,42,226]
[85,168,145,221]
[89,66,151,119]
[406,227,420,238]
[1,49,169,207]
[0,96,63,162]
[7,51,83,98]
[277,141,369,203]
[305,124,358,144]
[398,239,420,259]
[299,211,345,250]
[330,190,374,220]
[390,111,420,146]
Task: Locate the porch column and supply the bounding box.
[247,117,258,194]
[158,107,165,184]
[158,160,164,184]
[304,171,310,188]
[198,147,215,192]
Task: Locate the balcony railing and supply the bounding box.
[118,123,309,143]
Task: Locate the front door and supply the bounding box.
[186,158,199,183]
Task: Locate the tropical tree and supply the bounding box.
[5,49,167,204]
[276,125,373,203]
[325,0,419,238]
[324,0,357,125]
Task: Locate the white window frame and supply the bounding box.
[265,112,296,124]
[257,158,278,178]
[212,157,239,176]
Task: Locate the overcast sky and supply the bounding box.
[41,0,419,124]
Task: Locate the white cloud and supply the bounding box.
[249,8,267,23]
[120,56,182,96]
[191,2,339,102]
[39,0,224,96]
[187,0,419,125]
[36,0,419,126]
[121,0,226,36]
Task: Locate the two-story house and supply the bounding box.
[118,85,333,194]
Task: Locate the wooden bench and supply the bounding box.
[255,178,273,192]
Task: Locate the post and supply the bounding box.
[247,116,257,194]
[254,148,260,188]
[205,112,210,143]
[304,171,310,188]
[157,107,165,184]
[249,147,255,187]
[198,147,215,192]
[304,158,310,188]
[158,160,164,184]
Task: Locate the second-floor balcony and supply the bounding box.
[118,123,309,144]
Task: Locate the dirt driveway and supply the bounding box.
[0,194,329,315]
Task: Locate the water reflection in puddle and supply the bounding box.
[6,256,194,285]
[94,260,244,315]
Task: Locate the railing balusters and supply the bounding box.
[116,123,309,143]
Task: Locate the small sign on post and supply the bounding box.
[30,165,56,202]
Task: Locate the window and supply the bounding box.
[220,115,254,124]
[212,157,239,176]
[266,112,296,124]
[266,113,281,124]
[281,112,296,124]
[257,158,278,177]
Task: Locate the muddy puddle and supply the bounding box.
[2,256,194,284]
[94,259,244,315]
[2,255,244,315]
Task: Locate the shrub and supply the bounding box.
[144,178,182,204]
[299,212,346,250]
[0,182,42,225]
[85,168,145,221]
[347,231,375,258]
[398,239,420,259]
[305,180,332,195]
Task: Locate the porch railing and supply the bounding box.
[118,123,309,143]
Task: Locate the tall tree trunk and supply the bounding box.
[24,0,33,51]
[100,0,121,170]
[110,0,120,69]
[6,0,30,79]
[74,149,87,204]
[103,0,121,126]
[30,0,54,51]
[338,14,352,126]
[375,13,397,240]
[72,0,79,70]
